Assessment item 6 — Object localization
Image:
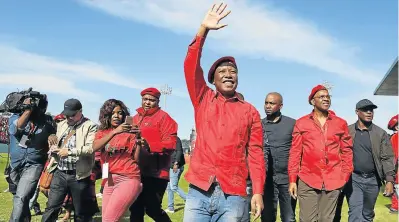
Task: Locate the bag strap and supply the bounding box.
[60,129,76,149]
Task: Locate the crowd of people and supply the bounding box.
[4,2,398,222]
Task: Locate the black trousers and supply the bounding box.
[129,176,171,222]
[41,170,96,222]
[261,180,296,222]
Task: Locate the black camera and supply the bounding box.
[20,89,47,111]
[0,87,47,114]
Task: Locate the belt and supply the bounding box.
[59,169,76,175]
[354,171,375,178]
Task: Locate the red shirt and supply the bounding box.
[183,36,266,196]
[133,107,178,180]
[391,132,398,184]
[288,111,353,191]
[95,129,140,179]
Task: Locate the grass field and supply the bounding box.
[0,156,397,222]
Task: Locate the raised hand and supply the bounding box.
[201,2,231,30]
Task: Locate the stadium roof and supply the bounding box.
[374,57,398,96]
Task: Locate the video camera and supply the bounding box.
[0,87,47,114]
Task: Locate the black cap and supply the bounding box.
[356,99,378,110]
[62,99,82,116]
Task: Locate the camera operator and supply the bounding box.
[8,95,56,221]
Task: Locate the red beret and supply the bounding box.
[141,87,161,99]
[207,56,237,83]
[54,114,65,121]
[308,84,327,105]
[388,114,399,130]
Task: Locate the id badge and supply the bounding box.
[102,163,109,179]
[18,135,29,148]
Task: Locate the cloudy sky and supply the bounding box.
[0,0,397,138]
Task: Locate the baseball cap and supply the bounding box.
[62,99,82,117]
[356,99,378,110]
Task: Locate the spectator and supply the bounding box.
[165,136,187,213]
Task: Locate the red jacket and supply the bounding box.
[183,36,266,196]
[133,107,178,180]
[288,111,353,191]
[391,132,398,184]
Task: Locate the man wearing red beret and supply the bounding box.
[129,87,178,222]
[388,115,399,213]
[183,3,265,221]
[287,84,353,222]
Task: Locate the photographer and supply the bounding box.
[8,95,56,221]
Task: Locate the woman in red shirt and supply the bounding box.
[93,99,142,221]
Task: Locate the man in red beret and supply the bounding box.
[183,3,265,221]
[388,115,399,213]
[287,84,353,222]
[129,87,178,222]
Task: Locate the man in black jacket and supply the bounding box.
[334,99,395,222]
[261,92,296,222]
[165,136,187,213]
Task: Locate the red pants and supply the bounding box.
[102,174,142,222]
[392,193,398,210]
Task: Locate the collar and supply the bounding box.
[212,91,244,103]
[355,121,373,131]
[265,113,282,124]
[136,107,160,116]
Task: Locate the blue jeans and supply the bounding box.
[9,164,43,221]
[29,183,40,210]
[166,166,187,210]
[183,183,247,222]
[346,173,380,222]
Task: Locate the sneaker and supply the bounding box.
[164,208,175,213]
[96,193,103,198]
[390,208,398,214]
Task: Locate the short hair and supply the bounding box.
[266,92,283,104]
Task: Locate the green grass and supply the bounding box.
[0,156,396,222]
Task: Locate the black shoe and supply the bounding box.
[390,208,398,214]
